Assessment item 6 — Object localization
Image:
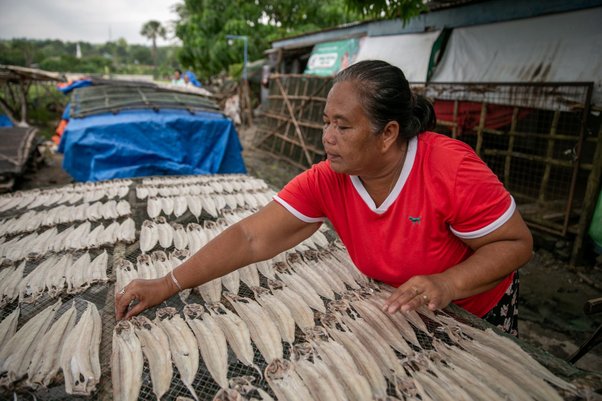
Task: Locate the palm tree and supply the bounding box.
[140,20,167,70]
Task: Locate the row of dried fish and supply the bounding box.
[139,213,329,260]
[146,189,275,219]
[137,176,268,199]
[0,181,131,213]
[0,218,135,262]
[0,300,102,395]
[0,250,109,307]
[0,200,131,236]
[112,300,283,401]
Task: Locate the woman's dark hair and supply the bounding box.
[333,60,436,142]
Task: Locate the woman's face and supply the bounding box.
[322,81,382,176]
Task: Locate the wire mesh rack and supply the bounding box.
[0,174,600,401]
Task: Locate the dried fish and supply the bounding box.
[252,286,295,345]
[148,197,162,218]
[313,339,372,401]
[186,195,203,220]
[184,304,229,389]
[0,307,19,350]
[157,216,174,248]
[267,279,315,331]
[0,299,61,386]
[321,315,388,398]
[208,303,257,371]
[287,254,335,299]
[0,261,25,307]
[118,217,136,243]
[265,359,315,401]
[174,195,188,217]
[196,277,223,304]
[140,220,158,253]
[61,301,102,395]
[131,316,173,400]
[155,307,200,401]
[239,264,260,288]
[112,320,144,401]
[173,223,189,251]
[224,293,283,363]
[27,302,77,387]
[350,298,415,354]
[276,265,325,312]
[294,357,348,401]
[161,196,175,216]
[222,269,241,294]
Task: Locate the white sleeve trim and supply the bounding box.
[450,196,516,239]
[273,195,326,223]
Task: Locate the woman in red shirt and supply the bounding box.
[115,60,532,335]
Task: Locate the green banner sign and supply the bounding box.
[304,38,360,76]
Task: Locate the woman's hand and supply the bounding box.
[381,273,455,314]
[115,275,178,320]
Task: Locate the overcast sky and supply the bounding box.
[0,0,181,45]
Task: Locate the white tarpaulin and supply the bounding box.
[431,7,602,107]
[354,30,442,82]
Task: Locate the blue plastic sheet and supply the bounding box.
[59,109,246,182]
[0,115,13,127]
[57,79,93,94]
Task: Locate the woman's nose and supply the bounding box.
[322,126,335,145]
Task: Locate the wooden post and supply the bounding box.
[275,78,314,166]
[503,107,519,188]
[475,102,487,156]
[538,110,561,203]
[452,100,459,139]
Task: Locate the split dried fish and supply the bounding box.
[140,220,159,253]
[184,304,229,389]
[27,301,77,388]
[321,315,388,398]
[60,301,102,395]
[265,359,315,401]
[294,356,348,401]
[155,307,200,401]
[276,264,325,312]
[118,217,136,243]
[287,254,336,299]
[252,286,296,345]
[0,261,25,307]
[157,216,174,248]
[112,320,144,401]
[312,338,372,401]
[267,279,315,331]
[0,307,19,349]
[131,315,173,400]
[208,303,257,371]
[239,264,260,288]
[173,223,189,251]
[148,197,162,218]
[174,195,188,217]
[224,293,283,363]
[0,299,61,386]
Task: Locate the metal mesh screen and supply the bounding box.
[0,174,598,400]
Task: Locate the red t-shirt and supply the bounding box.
[274,132,515,317]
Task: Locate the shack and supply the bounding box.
[256,0,602,263]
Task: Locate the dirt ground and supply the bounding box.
[13,130,602,377]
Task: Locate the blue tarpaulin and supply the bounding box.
[57,79,93,94]
[59,109,246,182]
[0,115,13,127]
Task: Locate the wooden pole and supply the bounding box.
[275,78,314,166]
[503,107,519,188]
[538,110,561,203]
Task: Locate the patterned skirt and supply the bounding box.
[483,272,520,337]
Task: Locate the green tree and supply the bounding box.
[140,20,167,70]
[173,0,362,80]
[344,0,427,21]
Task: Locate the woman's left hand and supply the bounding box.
[381,273,456,314]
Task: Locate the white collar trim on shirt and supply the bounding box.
[350,136,418,214]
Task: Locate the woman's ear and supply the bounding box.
[380,121,400,152]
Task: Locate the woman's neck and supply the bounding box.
[360,143,408,208]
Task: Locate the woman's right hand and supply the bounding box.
[115,275,179,320]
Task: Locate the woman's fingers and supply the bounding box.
[114,277,174,320]
[382,275,452,314]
